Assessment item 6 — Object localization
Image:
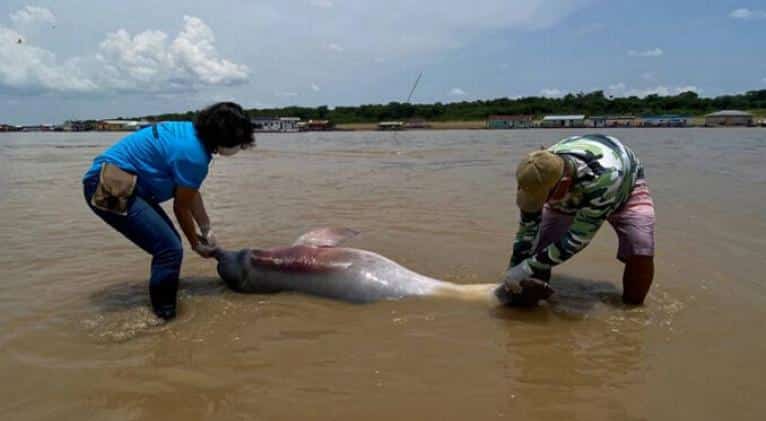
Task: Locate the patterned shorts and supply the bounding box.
[537,180,655,262]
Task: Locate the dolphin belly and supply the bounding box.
[217,247,449,303]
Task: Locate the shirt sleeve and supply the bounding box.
[524,170,621,272]
[171,157,208,189]
[510,210,542,267]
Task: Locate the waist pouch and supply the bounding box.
[90,163,137,215]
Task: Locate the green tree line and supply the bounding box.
[137,89,766,124]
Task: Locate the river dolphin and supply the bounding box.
[212,227,498,304]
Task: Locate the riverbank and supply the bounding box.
[3,117,764,134]
[336,120,489,131]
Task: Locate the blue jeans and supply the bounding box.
[83,175,182,319]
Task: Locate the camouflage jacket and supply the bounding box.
[511,134,645,272]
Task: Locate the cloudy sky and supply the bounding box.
[1,0,765,124]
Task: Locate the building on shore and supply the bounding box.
[378,121,404,130]
[279,117,301,132]
[640,115,688,127]
[96,120,151,131]
[304,120,334,131]
[405,118,431,129]
[588,115,638,128]
[62,120,96,131]
[704,110,754,127]
[486,115,533,129]
[251,117,282,132]
[251,116,302,132]
[541,115,586,128]
[0,124,21,132]
[21,125,54,132]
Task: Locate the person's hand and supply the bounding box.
[193,242,217,258]
[495,278,555,307]
[501,260,534,292]
[495,260,554,306]
[198,225,218,248]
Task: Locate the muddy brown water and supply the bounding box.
[1,128,765,420]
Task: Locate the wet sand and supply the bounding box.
[1,128,765,420]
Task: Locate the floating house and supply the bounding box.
[96,120,151,131]
[405,118,431,129]
[251,117,282,132]
[705,110,753,127]
[279,117,301,132]
[589,116,638,128]
[640,115,688,127]
[304,120,333,131]
[378,121,404,130]
[541,115,586,128]
[0,124,21,132]
[61,120,96,131]
[486,115,533,129]
[251,117,302,132]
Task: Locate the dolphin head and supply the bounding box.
[215,248,252,291]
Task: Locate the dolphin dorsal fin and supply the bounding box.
[292,227,360,247]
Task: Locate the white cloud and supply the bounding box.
[607,82,699,98]
[0,26,97,93]
[607,82,627,92]
[628,48,663,57]
[449,88,466,96]
[10,6,56,27]
[309,0,334,8]
[539,88,564,98]
[762,77,766,84]
[286,0,591,59]
[1,1,592,100]
[311,83,321,92]
[0,14,248,95]
[729,8,766,20]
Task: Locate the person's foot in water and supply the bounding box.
[153,304,176,320]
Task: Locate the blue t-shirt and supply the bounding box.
[84,122,212,203]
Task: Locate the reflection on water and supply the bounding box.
[0,129,765,420]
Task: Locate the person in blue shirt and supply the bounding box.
[82,102,254,320]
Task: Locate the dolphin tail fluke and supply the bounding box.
[292,227,360,247]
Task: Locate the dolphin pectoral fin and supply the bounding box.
[292,227,360,247]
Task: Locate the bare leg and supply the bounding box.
[622,255,654,305]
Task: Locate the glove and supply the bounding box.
[496,260,555,307]
[500,260,534,292]
[198,224,218,247]
[495,278,554,307]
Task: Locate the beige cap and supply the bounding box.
[515,150,565,212]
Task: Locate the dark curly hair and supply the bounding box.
[193,102,254,152]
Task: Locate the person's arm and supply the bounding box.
[504,171,619,284]
[191,190,211,231]
[191,191,217,247]
[524,168,623,273]
[524,204,608,272]
[174,187,214,258]
[509,210,542,268]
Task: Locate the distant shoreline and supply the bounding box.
[2,122,764,134]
